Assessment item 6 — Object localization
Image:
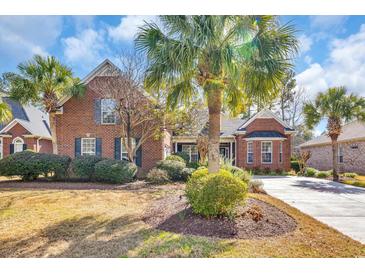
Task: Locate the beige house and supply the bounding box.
[300,120,365,174]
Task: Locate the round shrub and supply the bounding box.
[222,165,251,183]
[181,167,195,180]
[291,161,300,173]
[316,171,329,179]
[174,152,190,163]
[156,160,186,181]
[305,167,318,177]
[94,159,137,183]
[70,155,103,180]
[344,172,357,178]
[0,151,71,181]
[165,155,185,163]
[146,168,170,184]
[185,169,248,217]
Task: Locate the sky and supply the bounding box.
[1,15,365,135]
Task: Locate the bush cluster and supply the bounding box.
[156,160,186,181]
[186,168,248,217]
[316,171,329,178]
[305,167,318,177]
[0,151,71,181]
[94,159,137,183]
[290,161,300,173]
[165,154,185,163]
[344,172,357,178]
[146,168,170,184]
[70,155,103,180]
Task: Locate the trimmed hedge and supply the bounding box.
[94,159,137,184]
[291,161,300,173]
[165,155,185,163]
[146,168,170,184]
[156,160,186,181]
[0,151,71,181]
[186,168,248,217]
[70,155,103,180]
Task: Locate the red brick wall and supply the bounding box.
[235,118,291,171]
[38,139,53,153]
[56,78,167,173]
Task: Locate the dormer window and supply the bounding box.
[101,99,116,124]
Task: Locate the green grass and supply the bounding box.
[343,175,365,188]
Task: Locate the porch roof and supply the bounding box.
[245,131,286,139]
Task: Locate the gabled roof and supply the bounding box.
[236,108,294,132]
[245,131,287,139]
[300,120,365,147]
[0,97,51,139]
[58,59,119,107]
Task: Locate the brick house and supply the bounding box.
[55,59,294,173]
[0,96,53,158]
[55,60,171,174]
[173,109,295,171]
[300,120,365,174]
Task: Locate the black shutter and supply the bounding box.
[114,138,121,160]
[135,138,142,167]
[75,138,81,157]
[96,138,102,157]
[22,144,27,151]
[94,99,101,125]
[177,143,182,153]
[10,144,14,154]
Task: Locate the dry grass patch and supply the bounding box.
[342,175,365,188]
[0,182,364,258]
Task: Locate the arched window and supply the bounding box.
[13,137,24,153]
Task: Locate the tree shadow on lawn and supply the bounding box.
[0,214,231,258]
[293,180,365,194]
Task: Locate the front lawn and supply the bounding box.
[342,175,365,188]
[0,181,364,258]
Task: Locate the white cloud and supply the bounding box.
[298,34,313,55]
[296,24,365,99]
[304,55,312,64]
[0,16,62,63]
[309,16,348,31]
[107,15,157,42]
[63,28,106,66]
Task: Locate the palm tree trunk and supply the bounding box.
[207,89,222,173]
[49,112,58,154]
[332,138,339,182]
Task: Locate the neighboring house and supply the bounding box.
[300,120,365,174]
[55,59,171,173]
[0,96,52,158]
[173,109,295,171]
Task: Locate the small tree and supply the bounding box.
[88,53,164,162]
[197,135,209,164]
[8,55,84,154]
[297,150,311,175]
[276,69,296,122]
[303,87,365,181]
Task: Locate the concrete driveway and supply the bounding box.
[257,175,365,244]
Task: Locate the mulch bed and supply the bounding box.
[143,193,297,239]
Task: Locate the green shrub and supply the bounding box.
[305,167,318,177]
[0,151,71,181]
[252,167,263,175]
[70,155,103,180]
[174,152,190,163]
[222,165,251,183]
[181,167,195,180]
[344,172,357,178]
[185,169,248,217]
[263,167,271,175]
[275,168,283,175]
[187,161,200,169]
[165,154,185,163]
[316,171,329,178]
[94,159,137,183]
[146,168,170,184]
[156,160,186,181]
[291,161,300,173]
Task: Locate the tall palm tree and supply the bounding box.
[8,55,85,154]
[0,100,12,124]
[136,16,298,173]
[303,87,365,181]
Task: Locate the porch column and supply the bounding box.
[230,141,233,161]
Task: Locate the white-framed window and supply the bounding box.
[164,146,171,159]
[181,144,198,162]
[0,137,3,159]
[261,141,272,164]
[13,137,24,153]
[81,138,96,156]
[121,138,136,161]
[247,141,253,164]
[338,145,344,163]
[101,98,116,124]
[279,142,283,163]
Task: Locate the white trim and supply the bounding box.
[0,137,3,159]
[100,98,117,125]
[22,134,52,140]
[279,141,283,163]
[247,141,253,164]
[13,137,24,153]
[81,137,96,156]
[338,144,344,163]
[0,119,33,135]
[243,137,286,141]
[261,141,272,164]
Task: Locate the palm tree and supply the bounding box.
[303,87,365,181]
[8,55,85,154]
[0,101,12,124]
[136,16,298,173]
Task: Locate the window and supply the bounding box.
[81,138,96,156]
[101,98,116,124]
[13,137,24,153]
[164,146,171,159]
[338,145,344,163]
[121,138,136,161]
[261,141,272,163]
[247,142,253,164]
[279,142,283,163]
[181,144,198,162]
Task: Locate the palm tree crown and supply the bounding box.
[136,16,298,172]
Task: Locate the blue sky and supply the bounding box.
[1,15,365,134]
